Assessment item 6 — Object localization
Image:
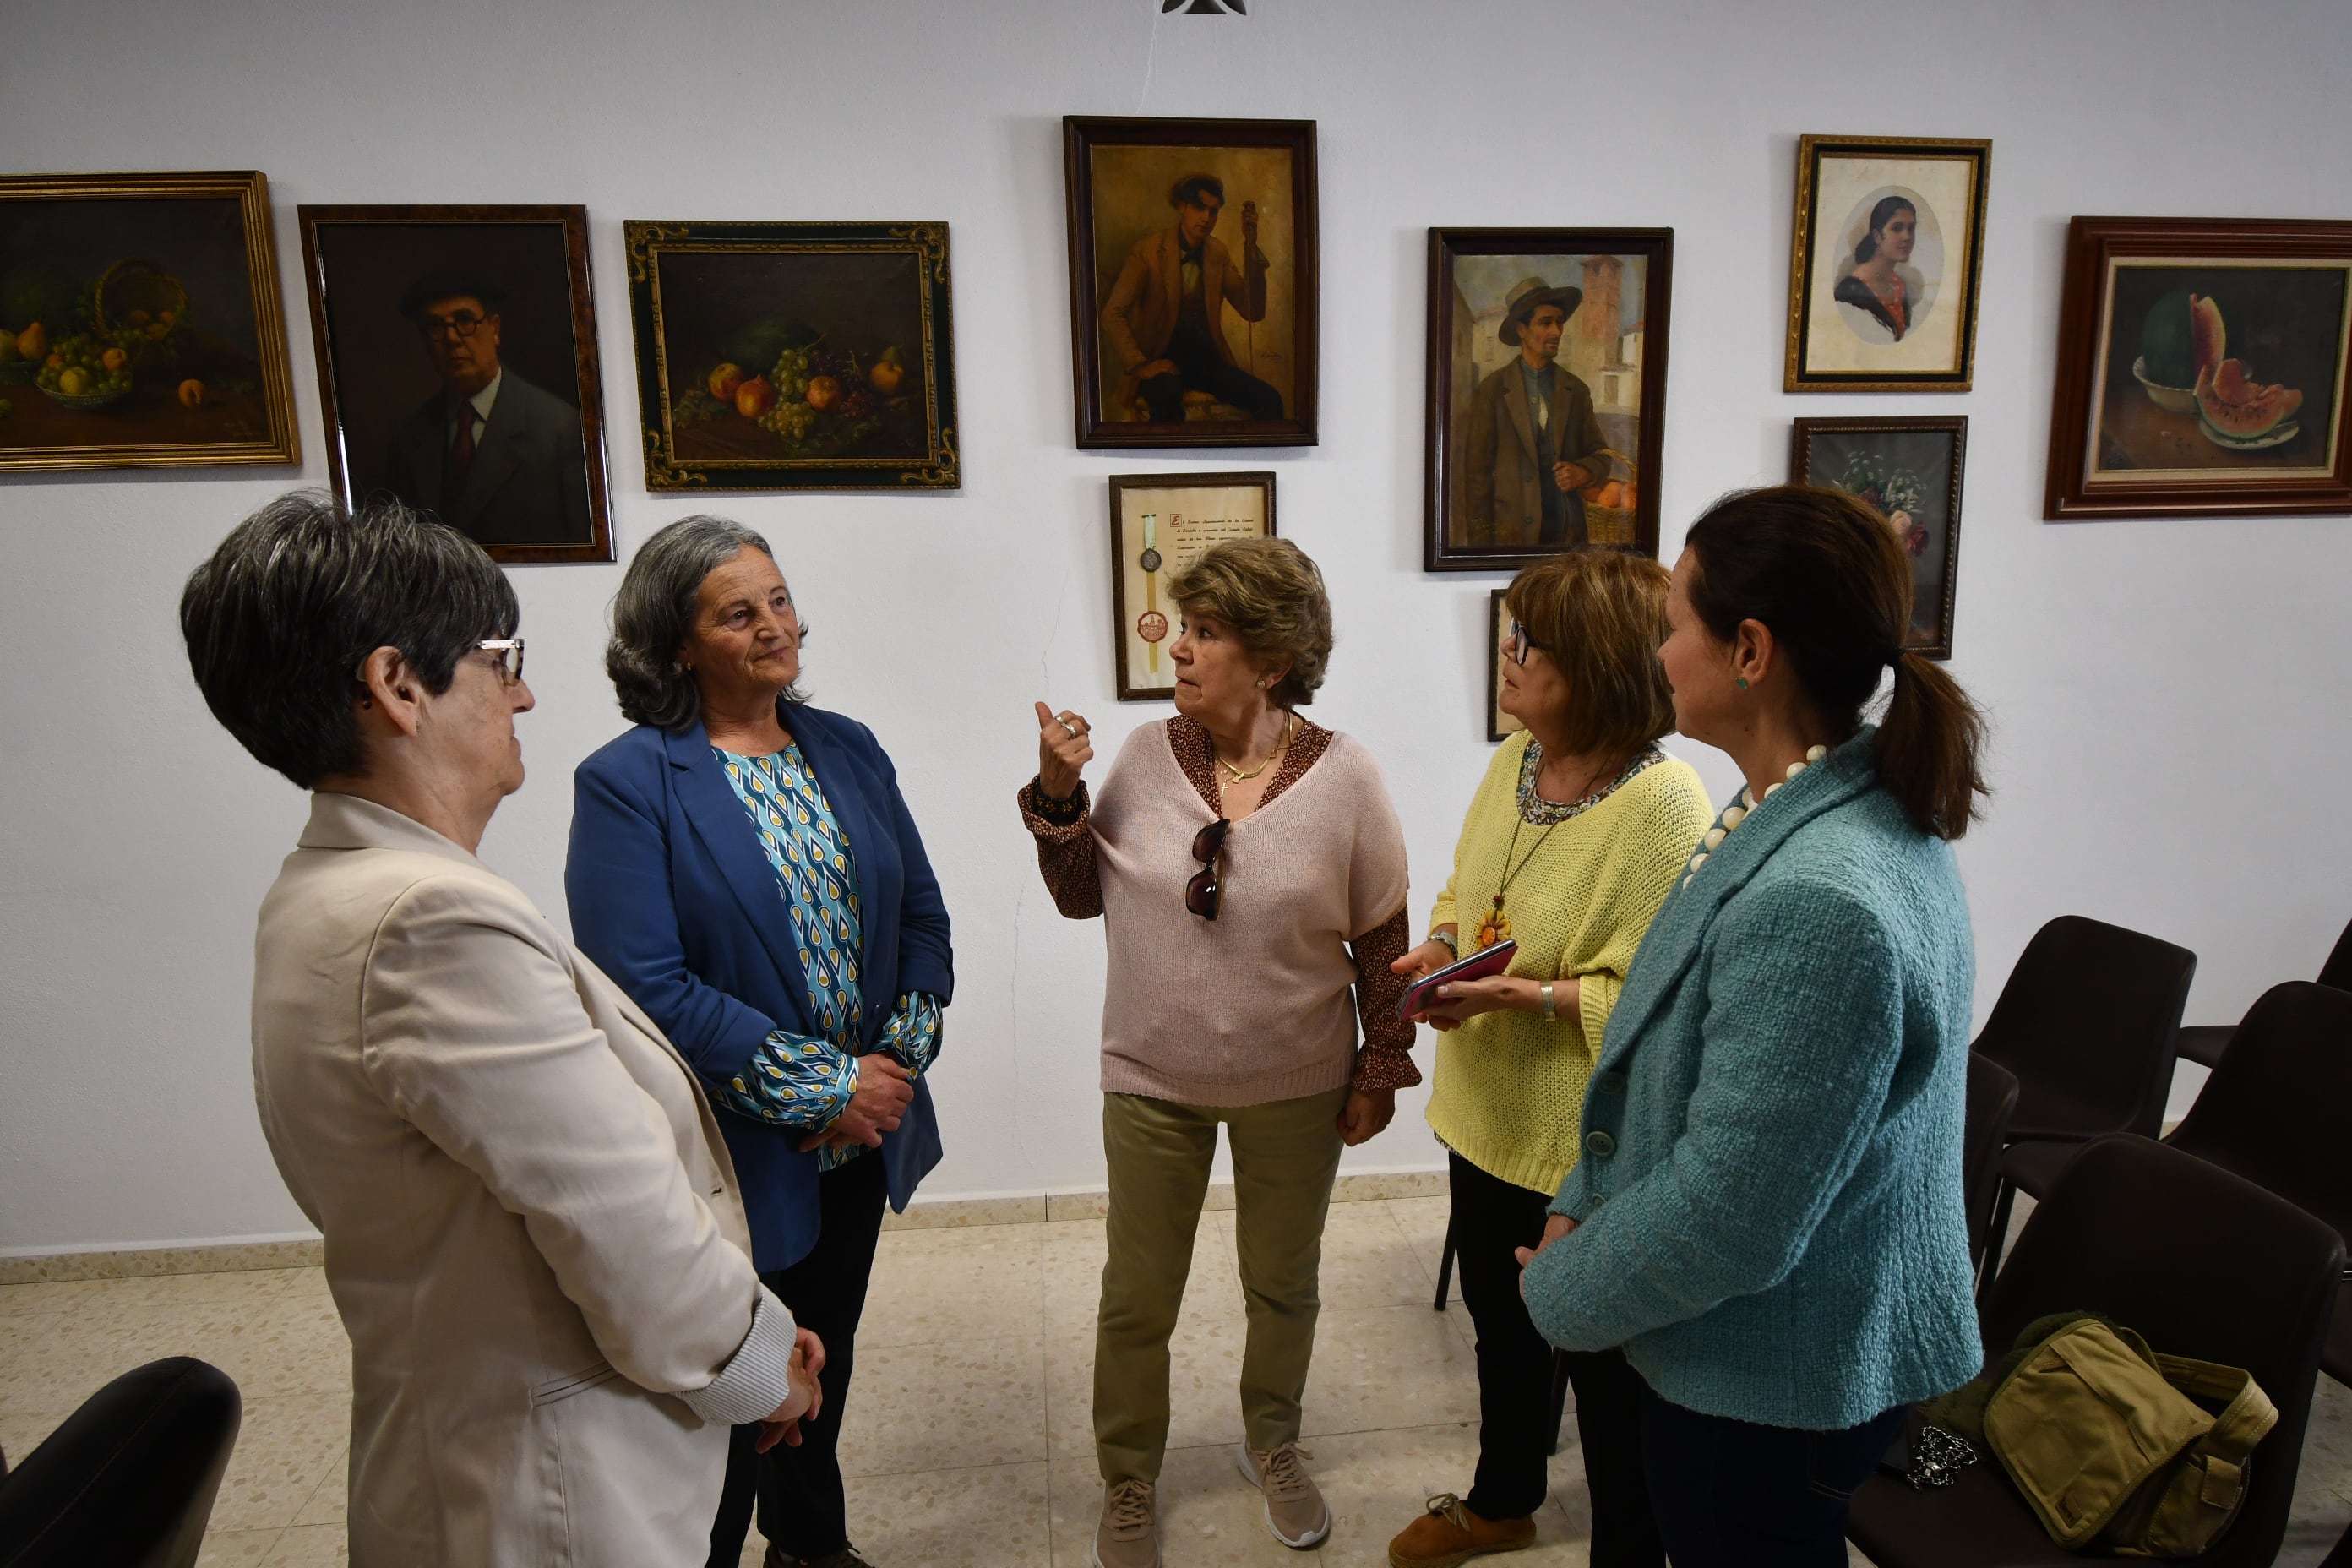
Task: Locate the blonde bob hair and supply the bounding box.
[1503,547,1676,756]
[1166,536,1333,709]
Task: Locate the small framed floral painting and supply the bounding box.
[1791,416,1967,658]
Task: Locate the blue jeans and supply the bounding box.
[1637,1386,1905,1567]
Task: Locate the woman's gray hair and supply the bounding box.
[607,514,806,732]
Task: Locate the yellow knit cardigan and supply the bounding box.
[1426,736,1715,1195]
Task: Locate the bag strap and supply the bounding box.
[2153,1353,2278,1508]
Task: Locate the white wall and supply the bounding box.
[3,0,2349,1255]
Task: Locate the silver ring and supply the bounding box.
[1057,713,1081,738]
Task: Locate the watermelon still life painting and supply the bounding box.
[2046,217,2352,519]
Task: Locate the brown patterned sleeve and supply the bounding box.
[1348,906,1421,1089]
[1016,777,1103,920]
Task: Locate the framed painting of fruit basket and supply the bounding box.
[299,204,614,564]
[1792,416,1967,659]
[2045,217,2352,520]
[0,171,299,473]
[624,219,958,492]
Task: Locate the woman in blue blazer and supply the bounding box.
[1517,486,1989,1568]
[567,515,952,1568]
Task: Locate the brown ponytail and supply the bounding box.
[1685,485,1988,840]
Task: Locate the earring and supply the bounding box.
[1736,677,1750,689]
[1256,678,1267,688]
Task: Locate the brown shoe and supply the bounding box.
[1387,1492,1536,1568]
[1092,1477,1159,1568]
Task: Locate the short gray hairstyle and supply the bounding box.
[607,514,806,732]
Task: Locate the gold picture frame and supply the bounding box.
[0,170,299,471]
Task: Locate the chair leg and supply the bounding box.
[1433,1212,1456,1311]
[1979,1177,2018,1299]
[1547,1348,1572,1456]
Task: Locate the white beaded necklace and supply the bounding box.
[1682,744,1828,890]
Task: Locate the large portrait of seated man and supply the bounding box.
[1064,117,1319,449]
[297,205,614,564]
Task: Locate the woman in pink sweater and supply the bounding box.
[1020,538,1416,1568]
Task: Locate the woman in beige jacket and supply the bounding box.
[179,492,820,1567]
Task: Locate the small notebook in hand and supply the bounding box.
[1398,939,1518,1020]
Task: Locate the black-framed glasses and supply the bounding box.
[1185,817,1230,921]
[1505,618,1530,667]
[476,638,525,683]
[418,311,491,341]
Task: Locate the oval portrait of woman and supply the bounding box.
[1832,188,1944,346]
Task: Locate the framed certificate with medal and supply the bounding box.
[1108,471,1276,701]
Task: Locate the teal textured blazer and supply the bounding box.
[1521,729,1983,1429]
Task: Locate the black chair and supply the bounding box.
[1962,1053,2019,1281]
[2176,914,2352,1070]
[1977,916,2197,1273]
[2165,981,2352,1565]
[0,1357,241,1568]
[1847,1135,2344,1567]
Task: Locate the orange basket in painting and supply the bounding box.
[1578,449,1639,546]
[93,259,190,363]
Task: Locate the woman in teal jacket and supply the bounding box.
[1517,485,1989,1566]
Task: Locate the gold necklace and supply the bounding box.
[1217,713,1295,783]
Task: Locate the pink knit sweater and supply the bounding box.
[1021,717,1415,1107]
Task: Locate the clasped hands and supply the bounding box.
[797,1054,916,1155]
[757,1327,828,1453]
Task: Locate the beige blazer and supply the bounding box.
[252,792,770,1567]
[1101,227,1268,409]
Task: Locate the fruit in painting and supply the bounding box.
[734,376,776,418]
[708,362,746,402]
[101,346,128,372]
[2140,291,2197,387]
[2196,357,2302,438]
[804,374,843,411]
[18,322,47,361]
[57,367,89,396]
[2188,294,2226,379]
[45,352,64,370]
[178,379,206,407]
[868,352,906,395]
[0,331,16,364]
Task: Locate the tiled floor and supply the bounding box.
[3,1195,2349,1565]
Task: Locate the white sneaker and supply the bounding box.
[1234,1440,1332,1549]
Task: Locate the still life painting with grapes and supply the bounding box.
[0,172,299,472]
[626,220,958,491]
[1792,415,1967,658]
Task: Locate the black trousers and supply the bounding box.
[1638,1387,1907,1568]
[1449,1152,1662,1567]
[1139,324,1285,422]
[708,1151,890,1567]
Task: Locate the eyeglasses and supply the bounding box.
[1505,618,1530,667]
[1185,818,1230,921]
[418,312,490,341]
[476,638,525,683]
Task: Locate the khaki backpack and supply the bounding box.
[1925,1313,2277,1557]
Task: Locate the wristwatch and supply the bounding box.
[1429,929,1457,958]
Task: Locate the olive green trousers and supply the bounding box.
[1094,1087,1348,1484]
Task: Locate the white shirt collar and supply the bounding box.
[457,368,504,427]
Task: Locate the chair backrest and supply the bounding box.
[1970,914,2196,1142]
[2167,981,2352,1255]
[1963,1051,2021,1270]
[1983,1135,2343,1568]
[0,1357,241,1568]
[2317,913,2352,994]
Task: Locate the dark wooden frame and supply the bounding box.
[2044,216,2352,520]
[1424,226,1674,572]
[1790,415,1968,659]
[623,218,958,493]
[1108,471,1276,701]
[1064,117,1318,450]
[1486,587,1527,744]
[0,170,300,472]
[1783,135,1990,393]
[297,204,612,564]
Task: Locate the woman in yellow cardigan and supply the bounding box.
[1386,549,1713,1568]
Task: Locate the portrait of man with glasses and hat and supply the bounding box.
[384,268,591,549]
[1461,276,1609,548]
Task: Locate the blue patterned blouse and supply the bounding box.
[716,743,943,1170]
